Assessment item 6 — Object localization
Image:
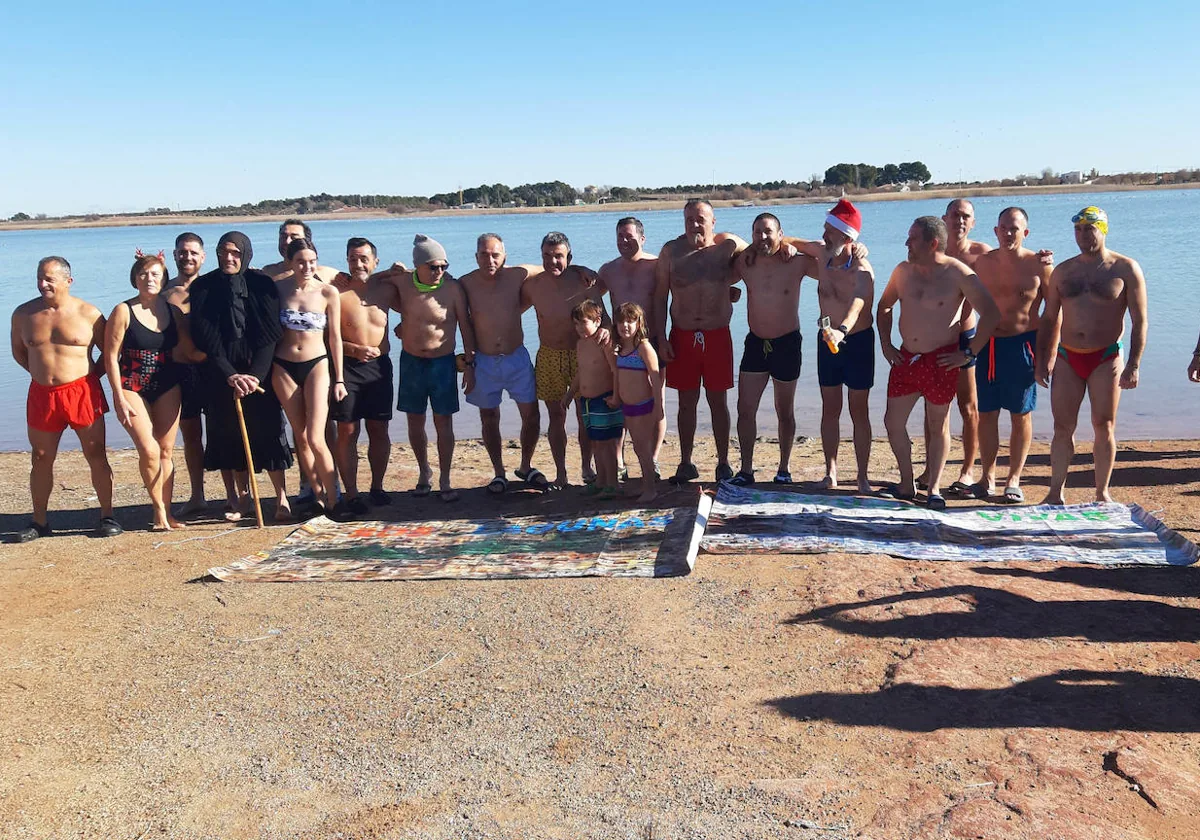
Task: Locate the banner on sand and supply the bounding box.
[208,500,711,582]
[702,484,1197,566]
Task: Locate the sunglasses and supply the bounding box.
[428,263,449,273]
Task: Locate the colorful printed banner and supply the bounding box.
[208,500,711,582]
[702,484,1197,566]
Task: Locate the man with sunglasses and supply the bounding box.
[391,234,477,502]
[1036,207,1148,504]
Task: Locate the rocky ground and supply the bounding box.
[1,434,1198,839]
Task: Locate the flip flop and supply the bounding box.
[877,484,916,502]
[413,482,432,497]
[487,475,508,495]
[969,482,993,501]
[728,470,755,487]
[515,467,550,491]
[1003,486,1025,504]
[947,480,973,498]
[927,494,947,511]
[774,471,793,484]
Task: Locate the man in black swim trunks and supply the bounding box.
[167,232,218,516]
[729,213,812,485]
[331,237,398,516]
[814,201,877,494]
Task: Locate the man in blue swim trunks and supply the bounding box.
[971,208,1051,503]
[392,234,477,502]
[814,200,876,494]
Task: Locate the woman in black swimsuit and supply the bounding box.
[103,252,186,531]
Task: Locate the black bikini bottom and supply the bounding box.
[274,355,328,388]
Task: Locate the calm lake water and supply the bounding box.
[1,189,1197,451]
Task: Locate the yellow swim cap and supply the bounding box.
[1072,206,1108,235]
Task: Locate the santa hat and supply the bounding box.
[825,199,862,241]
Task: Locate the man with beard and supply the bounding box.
[261,219,341,282]
[813,200,876,494]
[167,232,228,516]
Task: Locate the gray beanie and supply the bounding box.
[413,234,447,266]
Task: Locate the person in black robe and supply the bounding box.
[189,231,294,520]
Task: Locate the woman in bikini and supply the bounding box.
[612,303,663,503]
[273,238,346,516]
[103,252,187,531]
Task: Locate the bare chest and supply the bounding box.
[902,275,961,312]
[401,288,453,324]
[24,310,91,347]
[1060,266,1124,302]
[672,246,731,289]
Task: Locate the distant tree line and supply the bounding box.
[12,166,1200,224]
[823,161,931,189]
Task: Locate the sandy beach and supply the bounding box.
[3,182,1198,233]
[2,434,1198,839]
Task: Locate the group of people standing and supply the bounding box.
[9,197,1178,542]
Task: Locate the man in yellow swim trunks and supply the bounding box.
[523,232,608,488]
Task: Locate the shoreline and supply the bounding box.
[3,182,1198,233]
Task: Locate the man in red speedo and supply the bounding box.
[877,217,999,510]
[10,256,122,541]
[1036,206,1148,505]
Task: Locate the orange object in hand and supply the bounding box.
[819,316,840,355]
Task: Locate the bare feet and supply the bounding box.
[273,502,292,523]
[1096,490,1115,503]
[819,474,837,491]
[857,478,873,495]
[167,516,187,530]
[1040,493,1066,506]
[637,488,658,503]
[553,472,569,490]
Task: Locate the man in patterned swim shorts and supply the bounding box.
[877,217,999,510]
[523,232,608,489]
[11,256,122,541]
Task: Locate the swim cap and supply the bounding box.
[1071,206,1108,235]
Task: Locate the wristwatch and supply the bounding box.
[962,346,977,366]
[837,324,851,335]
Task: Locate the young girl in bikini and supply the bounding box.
[273,238,346,517]
[103,252,187,530]
[612,302,663,503]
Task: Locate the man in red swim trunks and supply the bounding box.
[10,256,122,541]
[877,217,999,509]
[1036,206,1148,504]
[654,199,748,483]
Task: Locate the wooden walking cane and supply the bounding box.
[234,388,266,529]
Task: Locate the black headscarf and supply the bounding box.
[189,231,282,379]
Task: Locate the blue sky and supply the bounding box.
[1,0,1197,216]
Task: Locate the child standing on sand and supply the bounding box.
[564,301,622,499]
[613,303,662,503]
